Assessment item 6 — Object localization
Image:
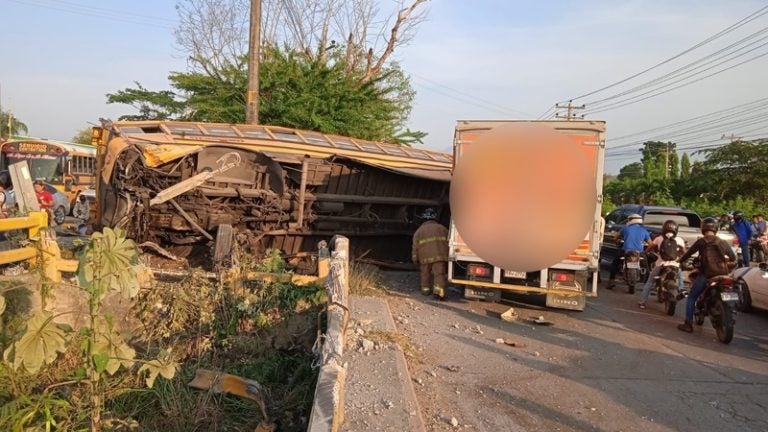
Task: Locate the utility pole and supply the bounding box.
[246,0,261,125]
[665,142,670,179]
[555,100,585,120]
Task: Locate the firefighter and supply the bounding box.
[412,208,449,299]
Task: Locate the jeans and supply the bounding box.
[685,273,708,321]
[640,264,683,303]
[739,241,751,267]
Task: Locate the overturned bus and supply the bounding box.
[93,121,452,268]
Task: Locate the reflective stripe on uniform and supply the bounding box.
[418,236,447,245]
[420,256,448,264]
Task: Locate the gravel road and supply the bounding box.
[382,271,768,432]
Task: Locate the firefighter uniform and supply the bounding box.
[412,219,449,298]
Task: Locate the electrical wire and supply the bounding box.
[4,0,176,29]
[410,73,534,117]
[568,4,768,102]
[584,40,768,114]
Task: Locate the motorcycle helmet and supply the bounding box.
[626,213,643,225]
[662,220,678,237]
[420,208,438,220]
[701,217,718,234]
[733,210,744,222]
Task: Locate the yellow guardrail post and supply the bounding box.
[0,211,79,282]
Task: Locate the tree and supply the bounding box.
[694,139,768,202]
[680,152,691,179]
[71,127,93,144]
[108,47,416,142]
[640,141,677,180]
[0,110,28,139]
[106,82,187,121]
[106,0,428,143]
[174,0,429,81]
[617,162,643,180]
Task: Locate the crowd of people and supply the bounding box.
[607,210,755,336]
[0,179,90,234]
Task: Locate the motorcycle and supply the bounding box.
[655,259,683,316]
[621,250,648,294]
[688,259,738,344]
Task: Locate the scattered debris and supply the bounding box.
[383,399,394,409]
[444,365,461,372]
[428,370,437,377]
[359,338,375,352]
[500,307,518,322]
[452,323,461,329]
[527,315,554,326]
[495,338,526,348]
[449,416,459,427]
[472,325,484,334]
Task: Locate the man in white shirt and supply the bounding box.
[639,220,686,309]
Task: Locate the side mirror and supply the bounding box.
[606,221,615,229]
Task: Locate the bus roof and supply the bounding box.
[3,137,96,155]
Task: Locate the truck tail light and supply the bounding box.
[467,264,491,277]
[550,271,575,282]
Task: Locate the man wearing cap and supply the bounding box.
[412,208,449,299]
[607,213,652,290]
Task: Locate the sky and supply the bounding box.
[1,0,766,174]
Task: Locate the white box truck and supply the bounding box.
[448,120,606,311]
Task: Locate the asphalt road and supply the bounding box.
[383,271,768,432]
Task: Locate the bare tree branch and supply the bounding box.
[362,0,428,81]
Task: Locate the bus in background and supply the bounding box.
[0,138,97,204]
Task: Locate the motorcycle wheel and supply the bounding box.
[625,269,637,294]
[736,280,753,312]
[694,308,705,326]
[664,299,677,316]
[712,299,734,344]
[656,283,664,303]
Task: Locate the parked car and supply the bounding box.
[733,263,768,311]
[600,205,739,268]
[6,182,71,225]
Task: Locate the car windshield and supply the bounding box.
[644,212,700,227]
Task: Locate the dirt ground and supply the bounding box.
[381,271,768,432]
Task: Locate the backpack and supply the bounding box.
[700,236,730,278]
[659,235,679,261]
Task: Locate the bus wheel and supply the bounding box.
[54,206,66,225]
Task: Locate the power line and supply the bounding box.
[412,80,531,118]
[410,73,534,117]
[568,4,768,101]
[584,48,768,115]
[585,26,768,109]
[608,97,768,141]
[5,0,176,29]
[606,106,768,152]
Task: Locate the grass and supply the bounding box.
[348,261,386,297]
[364,330,421,363]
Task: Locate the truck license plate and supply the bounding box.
[504,270,527,279]
[626,262,641,269]
[720,292,739,302]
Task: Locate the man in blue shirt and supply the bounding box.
[731,211,755,267]
[607,213,651,289]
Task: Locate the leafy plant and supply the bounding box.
[2,228,176,431]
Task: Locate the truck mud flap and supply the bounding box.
[464,286,501,302]
[546,290,586,311]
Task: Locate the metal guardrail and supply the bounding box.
[308,236,349,432]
